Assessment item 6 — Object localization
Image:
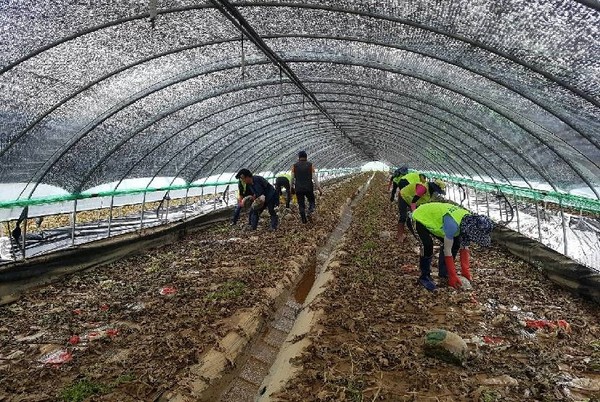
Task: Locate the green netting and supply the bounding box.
[420,171,600,214]
[0,168,360,210]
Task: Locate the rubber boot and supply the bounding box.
[438,250,448,278]
[270,214,279,230]
[444,256,461,289]
[300,211,308,224]
[459,248,471,281]
[418,256,436,291]
[397,223,406,243]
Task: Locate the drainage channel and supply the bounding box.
[217,175,374,402]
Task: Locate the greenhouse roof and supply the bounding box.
[1,0,599,200]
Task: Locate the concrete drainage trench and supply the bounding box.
[215,175,374,402]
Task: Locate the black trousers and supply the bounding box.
[296,190,316,215]
[275,177,291,208]
[415,221,459,259]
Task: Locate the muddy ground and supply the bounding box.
[2,172,599,402]
[279,173,600,401]
[0,174,368,402]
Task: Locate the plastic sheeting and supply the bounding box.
[1,0,599,200]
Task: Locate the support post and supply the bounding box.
[183,187,189,220]
[71,199,77,246]
[514,194,520,233]
[140,192,146,230]
[485,191,490,217]
[560,202,568,256]
[473,188,479,213]
[21,211,27,258]
[107,195,115,237]
[466,186,471,211]
[165,195,170,222]
[498,193,503,222]
[214,185,217,211]
[535,200,542,243]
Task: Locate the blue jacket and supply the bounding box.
[250,176,276,201]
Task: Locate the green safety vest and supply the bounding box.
[401,181,431,206]
[392,171,420,186]
[412,202,470,238]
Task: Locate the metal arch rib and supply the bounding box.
[201,123,389,180]
[201,120,467,183]
[2,3,597,113]
[5,31,597,167]
[13,57,589,199]
[89,75,553,197]
[76,94,309,192]
[209,0,373,161]
[265,34,600,151]
[315,91,532,188]
[308,80,558,192]
[320,99,516,186]
[330,109,502,184]
[9,44,594,196]
[142,115,344,192]
[293,59,599,198]
[231,1,600,110]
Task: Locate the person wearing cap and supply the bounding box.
[291,151,322,224]
[412,202,494,291]
[235,168,279,230]
[231,172,254,226]
[275,172,292,209]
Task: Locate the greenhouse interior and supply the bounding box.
[1,0,600,401]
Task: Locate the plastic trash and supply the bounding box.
[159,286,177,295]
[40,349,72,365]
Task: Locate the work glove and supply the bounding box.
[444,256,462,289]
[459,248,471,281]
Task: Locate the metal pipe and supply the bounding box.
[466,186,471,211]
[473,188,479,213]
[183,187,189,220]
[214,185,217,211]
[560,202,568,256]
[165,195,170,222]
[514,194,520,233]
[107,195,115,237]
[485,191,490,217]
[140,192,146,230]
[21,212,27,258]
[71,199,77,246]
[498,193,503,222]
[535,200,542,243]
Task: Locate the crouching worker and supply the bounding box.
[412,202,494,291]
[232,172,254,226]
[236,169,279,230]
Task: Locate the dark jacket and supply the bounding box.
[250,176,276,201]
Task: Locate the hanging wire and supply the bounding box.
[494,190,515,226]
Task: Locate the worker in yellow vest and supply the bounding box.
[393,170,425,243]
[388,166,409,201]
[412,203,494,291]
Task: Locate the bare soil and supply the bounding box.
[278,173,600,402]
[0,174,369,402]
